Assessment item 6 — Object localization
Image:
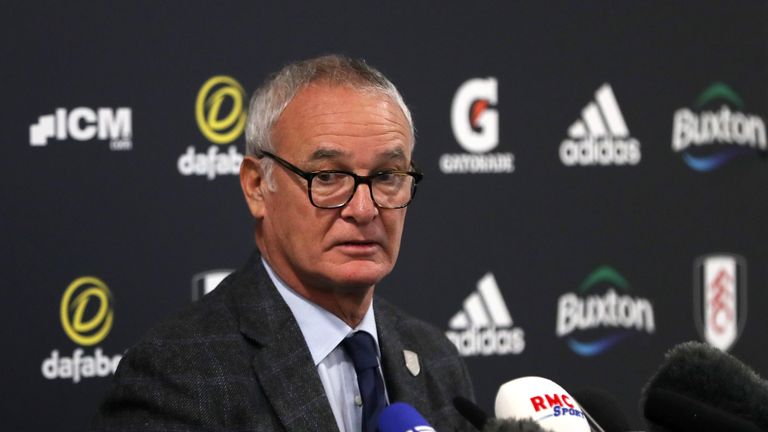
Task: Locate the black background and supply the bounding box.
[2,1,767,430]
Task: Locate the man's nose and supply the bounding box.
[340,183,378,222]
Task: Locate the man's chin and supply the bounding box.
[326,261,391,291]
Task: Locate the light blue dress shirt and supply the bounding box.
[263,259,389,432]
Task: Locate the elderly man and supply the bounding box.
[93,55,474,432]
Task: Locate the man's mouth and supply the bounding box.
[335,240,381,252]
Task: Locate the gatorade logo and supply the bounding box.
[195,76,246,144]
[451,77,499,153]
[60,276,114,346]
[440,77,515,174]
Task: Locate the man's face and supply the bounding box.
[254,84,412,294]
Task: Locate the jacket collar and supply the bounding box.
[229,251,340,431]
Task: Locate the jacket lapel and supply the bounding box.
[375,300,434,422]
[232,256,339,431]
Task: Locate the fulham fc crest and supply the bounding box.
[693,254,747,352]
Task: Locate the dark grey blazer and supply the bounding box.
[92,252,475,431]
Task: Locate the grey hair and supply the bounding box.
[244,54,415,188]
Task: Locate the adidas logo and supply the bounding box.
[559,83,641,166]
[445,273,525,356]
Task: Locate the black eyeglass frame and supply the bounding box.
[257,150,423,209]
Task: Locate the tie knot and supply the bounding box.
[342,331,380,371]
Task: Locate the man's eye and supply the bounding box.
[315,172,344,183]
[377,172,395,182]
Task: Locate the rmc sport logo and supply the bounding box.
[41,276,122,383]
[672,82,766,171]
[556,266,655,356]
[178,75,246,179]
[440,77,515,174]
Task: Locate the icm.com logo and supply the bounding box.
[445,273,525,356]
[440,77,515,174]
[41,276,122,383]
[694,254,747,352]
[556,266,655,356]
[29,107,132,151]
[672,83,766,171]
[559,83,640,166]
[178,75,246,180]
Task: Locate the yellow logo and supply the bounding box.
[60,276,114,346]
[195,75,246,144]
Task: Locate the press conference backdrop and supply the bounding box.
[2,1,767,430]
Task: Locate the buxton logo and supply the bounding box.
[559,84,640,166]
[445,273,525,356]
[672,83,766,171]
[29,107,132,150]
[440,77,515,174]
[178,75,246,179]
[694,254,747,352]
[556,266,655,356]
[42,276,122,383]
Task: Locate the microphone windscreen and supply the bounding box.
[645,387,763,432]
[453,396,489,430]
[495,376,590,432]
[482,417,554,432]
[571,388,631,432]
[378,402,435,432]
[641,341,768,432]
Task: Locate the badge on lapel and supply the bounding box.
[403,350,420,376]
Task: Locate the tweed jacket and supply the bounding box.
[92,252,475,431]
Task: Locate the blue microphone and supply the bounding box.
[378,402,436,432]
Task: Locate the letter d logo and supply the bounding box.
[451,77,499,153]
[60,276,114,346]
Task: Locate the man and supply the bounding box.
[93,55,475,431]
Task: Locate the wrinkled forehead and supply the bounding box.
[274,81,414,144]
[271,83,415,155]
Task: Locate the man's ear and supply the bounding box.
[240,155,267,219]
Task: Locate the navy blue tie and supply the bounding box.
[342,331,388,432]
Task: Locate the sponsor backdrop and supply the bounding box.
[3,1,767,430]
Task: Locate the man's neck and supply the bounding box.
[298,288,373,328]
[260,257,374,328]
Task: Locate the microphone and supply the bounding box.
[641,341,768,432]
[454,396,489,430]
[377,402,436,432]
[453,396,554,432]
[495,376,591,432]
[571,388,631,432]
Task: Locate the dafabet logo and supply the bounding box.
[178,75,246,179]
[41,276,122,383]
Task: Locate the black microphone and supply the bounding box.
[454,396,489,430]
[453,396,554,432]
[482,418,555,432]
[641,341,768,432]
[571,388,631,432]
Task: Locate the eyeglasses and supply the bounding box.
[257,150,423,209]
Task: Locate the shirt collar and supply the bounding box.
[262,258,379,366]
